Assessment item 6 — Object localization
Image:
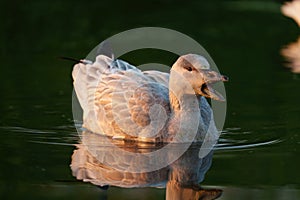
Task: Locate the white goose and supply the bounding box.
[72,54,228,143]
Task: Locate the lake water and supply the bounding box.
[1,0,299,199]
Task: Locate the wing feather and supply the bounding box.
[73,55,171,140]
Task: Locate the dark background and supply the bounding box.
[0,0,299,199]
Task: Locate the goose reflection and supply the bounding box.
[281,0,300,73]
[281,36,300,73]
[70,131,222,200]
[281,0,300,27]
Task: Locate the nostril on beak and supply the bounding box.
[222,75,229,81]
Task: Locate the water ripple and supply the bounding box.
[216,127,284,151]
[215,139,282,150]
[0,126,283,150]
[0,125,79,146]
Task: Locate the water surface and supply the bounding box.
[0,0,299,199]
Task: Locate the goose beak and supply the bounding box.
[199,70,228,101]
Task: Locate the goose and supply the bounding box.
[72,54,228,143]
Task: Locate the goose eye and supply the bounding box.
[185,66,193,72]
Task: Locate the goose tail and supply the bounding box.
[72,55,114,120]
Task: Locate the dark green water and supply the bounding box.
[1,0,299,199]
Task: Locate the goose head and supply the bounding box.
[171,54,228,101]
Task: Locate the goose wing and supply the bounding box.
[72,55,171,140]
